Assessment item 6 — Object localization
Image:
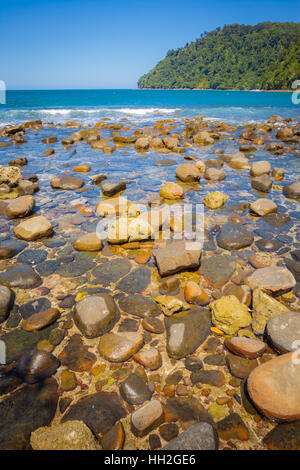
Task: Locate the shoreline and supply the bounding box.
[137,88,293,92]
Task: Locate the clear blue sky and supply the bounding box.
[1,0,299,89]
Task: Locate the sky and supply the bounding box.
[0,0,299,89]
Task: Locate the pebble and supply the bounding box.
[131,399,163,437]
[98,332,143,362]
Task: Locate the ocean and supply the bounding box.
[1,89,299,127]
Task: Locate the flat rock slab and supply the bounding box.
[0,379,58,450]
[200,254,236,287]
[163,422,217,450]
[98,332,143,362]
[62,391,126,435]
[266,312,300,353]
[89,258,131,286]
[247,352,300,421]
[74,294,119,338]
[119,373,152,405]
[0,263,42,289]
[51,176,84,190]
[216,223,254,250]
[118,293,161,317]
[116,267,151,293]
[153,240,202,277]
[246,266,296,295]
[58,334,96,372]
[165,307,211,359]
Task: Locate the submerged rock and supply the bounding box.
[30,421,100,450]
[73,233,102,251]
[163,422,217,450]
[15,349,60,383]
[266,312,300,353]
[62,391,126,435]
[131,400,163,437]
[249,198,277,217]
[165,307,211,359]
[216,223,254,250]
[101,179,126,197]
[120,373,152,405]
[0,285,14,323]
[0,263,42,289]
[225,336,266,359]
[98,332,143,362]
[75,294,119,338]
[0,379,58,450]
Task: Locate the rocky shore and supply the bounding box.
[0,113,299,450]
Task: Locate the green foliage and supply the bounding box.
[138,22,300,90]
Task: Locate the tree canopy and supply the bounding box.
[138,22,300,90]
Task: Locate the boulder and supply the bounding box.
[13,216,53,241]
[101,180,126,197]
[5,195,35,218]
[225,336,266,359]
[249,198,277,217]
[204,168,226,181]
[119,373,152,405]
[216,223,254,250]
[250,161,271,177]
[246,266,296,295]
[153,240,202,277]
[51,176,84,190]
[98,332,143,362]
[75,295,119,338]
[0,165,22,187]
[15,350,60,384]
[210,295,252,335]
[131,400,163,437]
[30,421,100,450]
[0,285,15,323]
[266,312,300,354]
[160,182,184,199]
[247,353,300,421]
[251,288,290,335]
[204,191,227,209]
[175,164,201,182]
[163,422,217,450]
[251,174,272,193]
[165,307,211,359]
[283,181,300,200]
[73,233,102,251]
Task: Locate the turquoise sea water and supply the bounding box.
[1,89,298,126]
